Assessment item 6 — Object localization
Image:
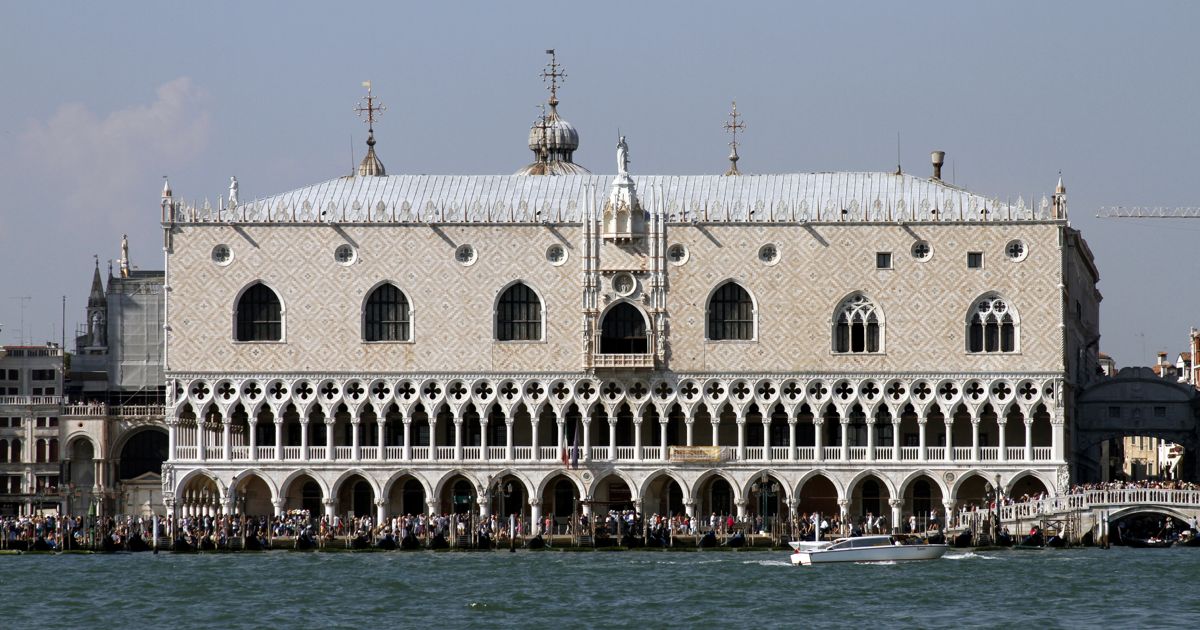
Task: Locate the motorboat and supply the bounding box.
[789,535,948,565]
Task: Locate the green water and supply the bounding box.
[2,547,1196,628]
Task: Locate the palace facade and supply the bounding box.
[161,62,1101,530]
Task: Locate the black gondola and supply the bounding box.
[1018,527,1045,549]
[525,535,546,549]
[429,533,449,549]
[725,532,746,548]
[996,532,1014,547]
[952,530,974,548]
[101,535,122,553]
[621,533,643,548]
[243,535,266,551]
[1046,535,1066,548]
[698,531,718,548]
[400,534,422,550]
[31,537,53,552]
[1126,537,1173,549]
[377,534,398,550]
[295,533,316,550]
[173,536,195,552]
[351,534,371,549]
[199,536,217,551]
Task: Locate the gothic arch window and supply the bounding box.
[967,294,1018,353]
[707,281,755,341]
[496,282,543,342]
[600,302,648,354]
[833,293,882,353]
[235,283,283,342]
[363,283,411,342]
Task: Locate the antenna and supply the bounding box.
[9,296,31,345]
[895,132,902,175]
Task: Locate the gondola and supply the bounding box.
[952,530,973,548]
[525,535,546,550]
[725,531,746,548]
[1017,528,1045,549]
[127,533,151,552]
[429,533,449,549]
[243,535,267,551]
[1174,533,1200,547]
[101,535,122,553]
[400,533,422,550]
[996,532,1014,547]
[351,533,372,550]
[173,537,195,552]
[376,533,398,550]
[925,531,946,545]
[295,533,317,550]
[31,537,54,552]
[199,536,217,551]
[698,531,718,548]
[1046,535,1066,548]
[621,533,643,548]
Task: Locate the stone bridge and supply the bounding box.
[1074,367,1199,483]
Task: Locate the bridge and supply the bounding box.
[953,487,1200,544]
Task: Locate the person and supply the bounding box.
[908,514,917,534]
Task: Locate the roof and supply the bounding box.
[170,172,1059,225]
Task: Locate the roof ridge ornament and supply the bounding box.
[723,100,745,176]
[541,49,566,111]
[354,81,386,176]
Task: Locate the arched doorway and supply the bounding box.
[643,473,684,516]
[901,474,944,532]
[488,474,528,519]
[591,473,634,512]
[178,474,222,517]
[540,474,580,533]
[336,474,375,518]
[440,475,477,516]
[600,303,648,353]
[797,474,838,518]
[66,438,96,515]
[746,472,786,533]
[387,475,427,516]
[231,473,274,517]
[850,474,891,529]
[1008,473,1051,501]
[284,474,324,516]
[117,429,168,516]
[696,474,735,518]
[955,473,996,512]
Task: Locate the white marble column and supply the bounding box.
[428,415,438,461]
[1051,412,1064,461]
[685,419,694,446]
[222,420,232,461]
[970,416,980,462]
[530,499,542,535]
[274,418,284,461]
[582,417,592,462]
[736,413,747,461]
[814,418,825,462]
[944,418,954,462]
[892,419,902,461]
[323,498,335,520]
[788,418,797,461]
[530,418,540,461]
[325,420,335,461]
[918,417,927,462]
[890,499,903,534]
[839,418,849,461]
[710,419,719,448]
[375,499,386,525]
[351,419,361,461]
[997,419,1007,462]
[167,419,177,461]
[299,420,309,460]
[762,417,772,461]
[633,419,643,462]
[608,418,617,461]
[866,417,876,462]
[376,420,386,461]
[505,413,515,461]
[248,419,258,461]
[1024,420,1033,462]
[453,411,464,461]
[480,416,490,462]
[659,416,668,461]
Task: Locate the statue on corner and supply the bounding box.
[617,136,629,176]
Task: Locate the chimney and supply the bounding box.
[1157,351,1168,366]
[931,151,945,181]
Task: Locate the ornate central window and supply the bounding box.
[968,294,1017,353]
[235,283,282,342]
[363,283,411,342]
[707,281,754,341]
[496,282,542,341]
[600,302,648,353]
[834,293,881,353]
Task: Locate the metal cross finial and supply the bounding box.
[723,100,745,175]
[535,103,551,163]
[541,49,566,107]
[354,81,386,131]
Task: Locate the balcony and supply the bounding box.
[513,446,533,460]
[487,446,506,460]
[255,446,274,460]
[589,353,654,369]
[797,447,815,460]
[953,447,972,460]
[1033,447,1053,461]
[539,446,559,460]
[1007,447,1026,460]
[900,447,920,461]
[771,446,789,460]
[1,395,62,406]
[980,447,1000,461]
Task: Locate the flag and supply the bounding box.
[560,424,568,467]
[362,81,372,89]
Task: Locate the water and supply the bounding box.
[2,547,1198,628]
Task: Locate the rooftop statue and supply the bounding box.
[617,135,629,176]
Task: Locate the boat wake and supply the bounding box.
[944,552,999,561]
[742,559,791,567]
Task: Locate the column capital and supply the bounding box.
[889,499,904,508]
[837,499,849,508]
[528,498,540,507]
[374,498,386,507]
[272,498,285,509]
[322,498,335,507]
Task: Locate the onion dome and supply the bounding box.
[358,132,385,177]
[516,50,589,176]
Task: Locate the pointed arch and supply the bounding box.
[495,281,544,342]
[234,281,283,342]
[362,280,412,342]
[833,291,882,353]
[706,280,756,341]
[599,300,650,353]
[967,292,1019,353]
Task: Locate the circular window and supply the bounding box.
[455,244,477,266]
[758,244,780,266]
[1005,239,1027,262]
[612,272,636,296]
[546,244,567,266]
[211,244,232,266]
[667,243,689,266]
[911,240,932,261]
[334,244,356,266]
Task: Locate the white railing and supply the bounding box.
[643,446,663,460]
[797,447,815,460]
[175,446,197,460]
[385,446,403,460]
[980,447,999,461]
[437,446,455,459]
[590,353,654,369]
[1033,447,1053,461]
[746,446,765,460]
[875,446,893,460]
[540,446,560,460]
[1007,447,1026,460]
[591,446,609,461]
[771,446,790,460]
[488,446,507,460]
[256,446,274,460]
[231,446,249,460]
[283,446,301,460]
[953,447,972,460]
[64,404,106,416]
[414,446,432,460]
[822,447,840,460]
[848,446,868,461]
[462,447,481,460]
[927,447,945,460]
[513,446,533,460]
[901,446,919,460]
[978,489,1200,525]
[204,446,221,459]
[0,395,62,406]
[360,448,379,461]
[616,446,636,460]
[334,446,353,460]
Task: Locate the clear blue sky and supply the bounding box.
[1,0,1197,367]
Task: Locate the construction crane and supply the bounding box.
[1097,207,1200,219]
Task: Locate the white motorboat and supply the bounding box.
[788,535,948,565]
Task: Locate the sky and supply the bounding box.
[0,1,1197,367]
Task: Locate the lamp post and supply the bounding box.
[994,473,1003,544]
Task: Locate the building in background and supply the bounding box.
[0,344,64,515]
